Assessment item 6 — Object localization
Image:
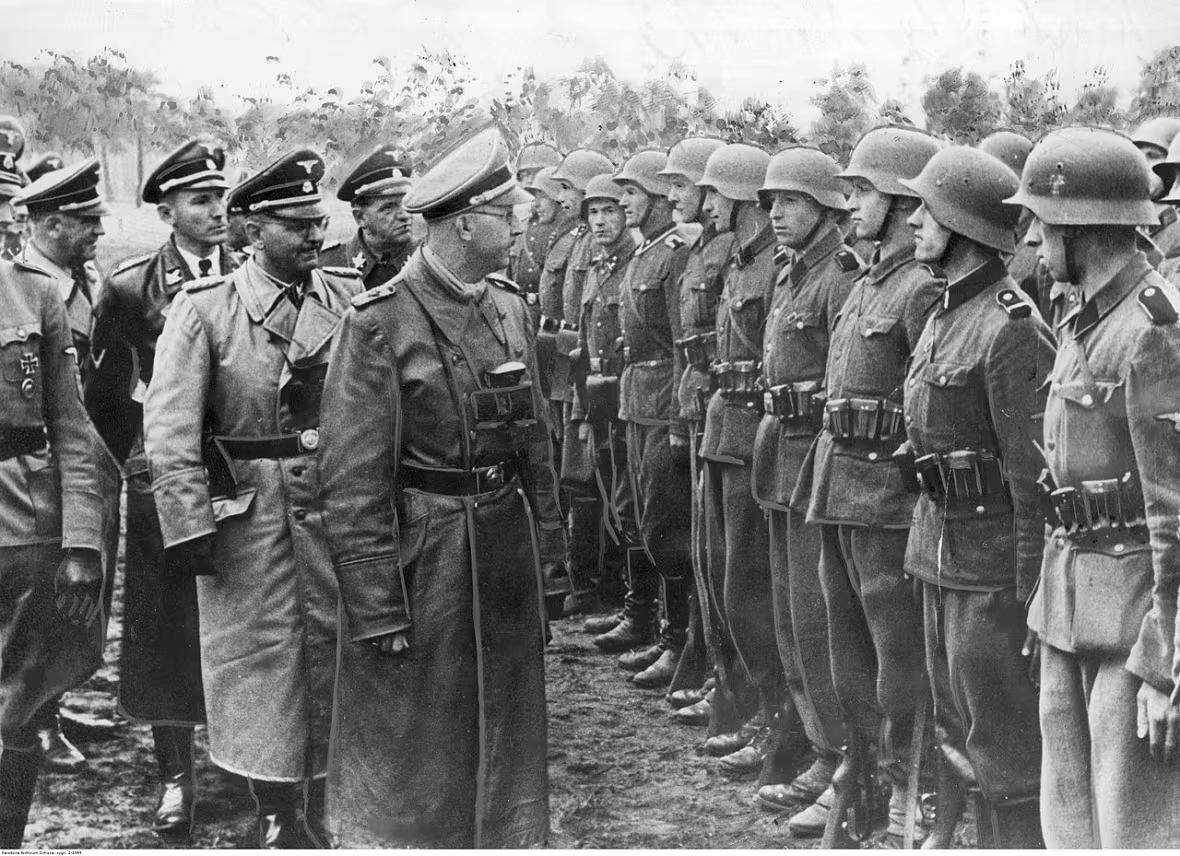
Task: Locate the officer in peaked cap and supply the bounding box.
[318,127,557,847]
[143,147,360,847]
[24,153,64,184]
[224,171,250,253]
[0,142,27,261]
[319,145,415,289]
[91,137,241,838]
[0,115,25,161]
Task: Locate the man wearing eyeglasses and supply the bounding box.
[143,148,361,848]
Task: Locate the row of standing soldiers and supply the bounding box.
[508,117,1180,848]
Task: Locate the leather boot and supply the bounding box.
[539,524,569,594]
[152,725,195,837]
[301,777,329,848]
[821,726,886,848]
[973,794,1044,849]
[564,499,601,611]
[251,779,301,849]
[632,575,689,689]
[35,698,86,774]
[595,534,629,605]
[0,744,42,849]
[758,705,806,787]
[592,550,658,653]
[920,753,967,850]
[618,643,662,672]
[583,610,623,635]
[758,752,839,811]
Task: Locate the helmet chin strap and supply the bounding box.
[1062,227,1078,286]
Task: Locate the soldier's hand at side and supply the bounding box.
[1136,681,1180,763]
[55,548,103,627]
[577,421,593,443]
[1021,628,1040,689]
[669,433,690,465]
[367,631,410,656]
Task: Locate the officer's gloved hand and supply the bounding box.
[165,534,217,578]
[55,548,103,627]
[366,631,411,656]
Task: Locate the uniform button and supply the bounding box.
[15,327,25,338]
[905,415,912,424]
[975,505,985,515]
[596,322,603,328]
[1114,543,1125,553]
[902,572,911,580]
[908,378,916,387]
[938,375,947,386]
[868,452,878,461]
[796,322,804,330]
[772,308,780,315]
[1081,393,1093,406]
[292,466,305,477]
[294,510,307,522]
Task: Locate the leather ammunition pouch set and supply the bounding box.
[676,331,718,373]
[712,360,763,409]
[538,315,578,336]
[894,447,1008,502]
[571,336,623,426]
[0,425,48,460]
[823,397,904,443]
[1036,467,1146,542]
[762,379,825,431]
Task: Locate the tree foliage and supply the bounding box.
[921,67,1003,144]
[1130,44,1180,126]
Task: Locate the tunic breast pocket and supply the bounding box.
[633,281,666,323]
[684,278,721,323]
[859,313,899,339]
[1,323,44,418]
[919,362,974,409]
[726,295,765,354]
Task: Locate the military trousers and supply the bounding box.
[767,507,843,752]
[624,421,692,580]
[922,584,1040,801]
[118,472,205,725]
[702,460,778,706]
[1039,643,1180,848]
[816,524,924,731]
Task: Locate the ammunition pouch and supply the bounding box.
[676,331,718,372]
[896,448,1008,501]
[539,314,577,336]
[585,373,620,426]
[762,380,825,430]
[823,397,904,443]
[1038,469,1147,541]
[713,360,764,410]
[468,364,537,434]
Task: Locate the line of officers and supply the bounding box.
[3,105,1180,851]
[508,117,1180,849]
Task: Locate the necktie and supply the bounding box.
[71,265,92,303]
[285,283,303,309]
[198,258,213,277]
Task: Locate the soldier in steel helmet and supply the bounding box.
[319,145,415,290]
[1010,126,1180,848]
[660,137,735,724]
[788,126,942,842]
[515,141,563,187]
[977,129,1047,312]
[1152,132,1180,286]
[1132,117,1180,261]
[751,145,859,818]
[542,148,622,619]
[143,148,361,847]
[585,150,693,693]
[318,128,557,848]
[898,145,1054,847]
[510,166,564,329]
[694,142,788,781]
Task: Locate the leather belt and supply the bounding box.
[762,380,824,427]
[823,397,904,442]
[215,428,320,459]
[539,315,577,334]
[0,426,48,460]
[400,458,520,496]
[621,346,669,365]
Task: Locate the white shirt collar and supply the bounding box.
[174,241,219,279]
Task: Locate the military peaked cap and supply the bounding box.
[403,128,532,221]
[24,153,64,183]
[337,145,413,202]
[142,138,229,204]
[14,158,110,218]
[235,149,326,220]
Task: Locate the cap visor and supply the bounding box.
[489,185,534,207]
[261,201,328,220]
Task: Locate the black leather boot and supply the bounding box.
[251,779,301,849]
[152,725,195,837]
[34,698,86,774]
[592,550,659,652]
[920,752,967,850]
[633,576,690,689]
[0,744,42,849]
[564,499,605,616]
[301,777,329,848]
[973,794,1044,849]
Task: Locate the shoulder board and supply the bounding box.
[111,252,154,277]
[352,282,397,308]
[320,266,363,278]
[575,222,589,238]
[184,275,227,293]
[320,238,343,253]
[11,258,51,279]
[1137,284,1179,325]
[487,273,522,295]
[664,232,687,250]
[995,288,1032,319]
[835,249,860,273]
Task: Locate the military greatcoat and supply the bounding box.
[143,259,361,781]
[318,229,412,291]
[318,249,555,848]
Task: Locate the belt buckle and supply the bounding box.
[298,428,320,452]
[480,462,505,491]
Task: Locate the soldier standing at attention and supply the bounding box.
[319,145,414,289]
[318,128,558,848]
[788,126,942,842]
[143,150,361,848]
[751,146,858,816]
[1011,127,1180,848]
[1131,117,1180,262]
[90,139,241,838]
[898,145,1054,847]
[1152,133,1180,287]
[1,166,118,848]
[510,165,564,328]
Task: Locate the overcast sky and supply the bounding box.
[0,0,1172,124]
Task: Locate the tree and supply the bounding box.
[1002,61,1066,140]
[921,67,1003,144]
[808,64,879,164]
[1129,44,1180,126]
[1067,66,1127,130]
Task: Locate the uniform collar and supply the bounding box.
[172,237,219,279]
[1069,252,1154,338]
[859,242,916,286]
[938,255,1007,313]
[592,233,637,273]
[733,222,777,268]
[635,222,678,257]
[240,257,330,320]
[22,240,74,302]
[776,225,844,288]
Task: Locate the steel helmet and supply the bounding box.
[552,148,615,192]
[659,137,726,184]
[977,130,1034,178]
[1130,117,1180,157]
[1005,127,1157,227]
[899,145,1021,254]
[1155,132,1180,204]
[525,166,565,201]
[516,142,563,174]
[580,173,626,219]
[837,125,942,197]
[697,144,771,202]
[613,149,672,197]
[758,145,848,211]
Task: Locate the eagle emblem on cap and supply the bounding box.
[0,129,15,147]
[297,159,318,175]
[302,181,313,193]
